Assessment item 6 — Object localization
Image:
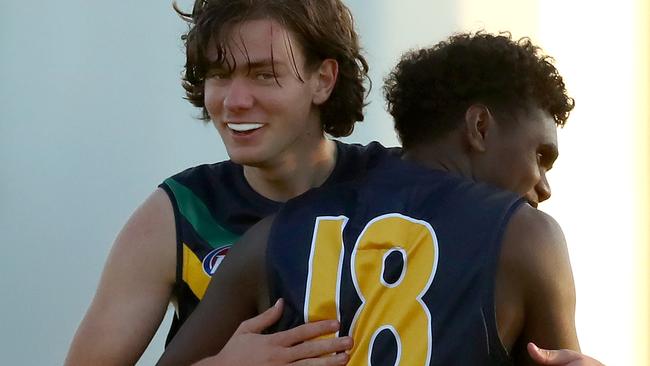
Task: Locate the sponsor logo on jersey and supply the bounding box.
[202,246,231,276]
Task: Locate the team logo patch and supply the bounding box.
[202,246,231,276]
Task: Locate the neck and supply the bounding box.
[402,134,473,179]
[243,138,337,202]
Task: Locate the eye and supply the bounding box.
[206,68,230,80]
[255,71,276,81]
[536,146,558,171]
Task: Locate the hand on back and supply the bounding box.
[528,343,605,366]
[194,299,352,366]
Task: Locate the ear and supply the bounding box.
[464,104,493,152]
[312,59,338,105]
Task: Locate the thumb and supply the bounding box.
[237,298,284,334]
[527,342,578,364]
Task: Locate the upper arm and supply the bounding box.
[497,205,579,364]
[157,215,274,366]
[65,188,177,366]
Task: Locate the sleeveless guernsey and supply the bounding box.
[267,156,523,365]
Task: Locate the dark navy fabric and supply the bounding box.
[267,155,524,365]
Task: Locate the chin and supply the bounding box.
[229,154,260,166]
[227,151,268,167]
[226,144,282,168]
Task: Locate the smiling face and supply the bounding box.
[473,106,559,207]
[203,19,332,167]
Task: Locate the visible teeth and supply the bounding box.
[227,123,263,132]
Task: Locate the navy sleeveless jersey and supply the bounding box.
[267,156,524,365]
[158,141,393,344]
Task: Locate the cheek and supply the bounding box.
[203,86,223,116]
[494,156,535,195]
[516,160,541,193]
[265,92,311,119]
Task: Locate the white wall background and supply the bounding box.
[1,1,225,364]
[1,0,646,365]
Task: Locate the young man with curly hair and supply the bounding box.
[65,1,390,365]
[158,32,604,365]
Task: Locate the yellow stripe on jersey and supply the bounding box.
[182,244,211,299]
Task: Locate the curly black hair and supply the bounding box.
[174,0,369,137]
[383,32,575,148]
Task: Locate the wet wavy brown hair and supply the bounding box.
[175,0,369,137]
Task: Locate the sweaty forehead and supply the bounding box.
[206,19,303,67]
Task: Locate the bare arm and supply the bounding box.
[65,188,176,365]
[496,204,580,365]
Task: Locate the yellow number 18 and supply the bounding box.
[305,213,439,365]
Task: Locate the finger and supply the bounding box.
[274,320,340,346]
[288,336,354,360]
[290,352,349,366]
[237,298,284,334]
[527,342,580,364]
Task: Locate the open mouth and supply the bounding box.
[227,123,264,134]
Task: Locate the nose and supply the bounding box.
[526,171,552,207]
[536,171,552,203]
[223,78,254,112]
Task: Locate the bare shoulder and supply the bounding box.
[231,214,275,257]
[501,204,574,302]
[111,188,176,283]
[120,188,176,248]
[499,204,579,362]
[503,204,567,259]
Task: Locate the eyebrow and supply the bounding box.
[246,59,284,69]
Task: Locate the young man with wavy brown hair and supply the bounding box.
[65,1,388,365]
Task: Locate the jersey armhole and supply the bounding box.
[158,182,183,304]
[484,197,527,364]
